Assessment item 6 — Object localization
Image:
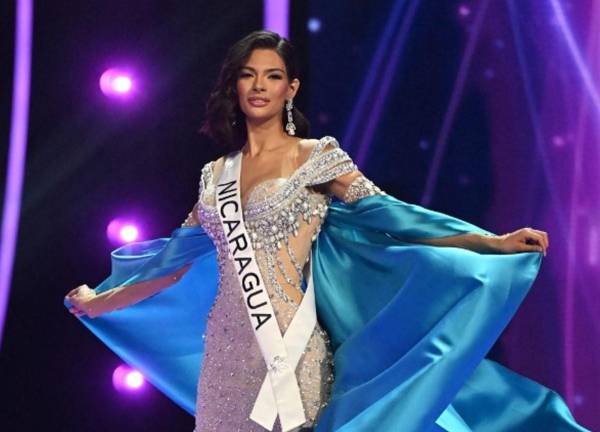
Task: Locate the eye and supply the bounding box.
[269,74,283,80]
[238,72,252,78]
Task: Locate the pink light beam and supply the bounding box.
[0,0,33,349]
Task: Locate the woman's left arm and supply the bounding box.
[326,171,549,256]
[410,230,549,255]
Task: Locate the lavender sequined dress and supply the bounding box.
[186,137,384,432]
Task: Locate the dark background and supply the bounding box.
[1,1,595,431]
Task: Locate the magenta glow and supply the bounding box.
[106,218,141,245]
[99,68,134,97]
[112,364,145,392]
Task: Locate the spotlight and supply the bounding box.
[120,224,139,243]
[106,218,141,245]
[99,68,134,97]
[111,76,132,93]
[112,364,145,393]
[125,370,145,389]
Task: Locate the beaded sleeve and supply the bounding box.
[342,175,386,203]
[181,163,211,228]
[305,137,358,186]
[306,136,386,203]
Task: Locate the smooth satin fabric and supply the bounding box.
[71,228,218,415]
[64,194,588,431]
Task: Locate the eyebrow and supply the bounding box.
[239,66,285,73]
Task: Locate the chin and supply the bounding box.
[243,110,279,124]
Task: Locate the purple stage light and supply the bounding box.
[112,76,132,93]
[120,224,139,243]
[106,218,141,245]
[458,4,471,17]
[99,68,134,97]
[421,0,491,206]
[589,225,598,267]
[263,0,289,37]
[112,364,145,393]
[125,370,144,389]
[552,135,566,148]
[0,0,33,348]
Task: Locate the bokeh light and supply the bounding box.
[458,4,471,17]
[307,17,322,33]
[120,224,139,243]
[125,370,144,389]
[106,218,141,245]
[112,364,145,393]
[99,68,134,97]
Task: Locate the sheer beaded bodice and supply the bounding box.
[187,136,385,431]
[197,137,358,305]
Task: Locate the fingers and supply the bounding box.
[530,228,549,253]
[534,229,549,249]
[516,242,543,254]
[66,284,93,301]
[503,227,550,255]
[66,284,94,318]
[68,307,84,318]
[521,228,548,256]
[66,284,87,298]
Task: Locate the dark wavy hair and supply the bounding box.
[199,30,310,151]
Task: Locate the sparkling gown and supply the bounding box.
[65,135,588,432]
[184,137,385,431]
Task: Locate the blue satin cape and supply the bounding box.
[64,194,588,431]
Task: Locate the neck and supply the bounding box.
[243,115,291,157]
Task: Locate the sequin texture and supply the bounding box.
[343,175,386,203]
[190,136,376,431]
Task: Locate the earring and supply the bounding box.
[285,98,296,136]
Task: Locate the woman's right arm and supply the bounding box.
[66,263,192,318]
[66,201,202,318]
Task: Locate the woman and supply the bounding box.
[65,31,586,432]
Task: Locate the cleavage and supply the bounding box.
[241,177,288,209]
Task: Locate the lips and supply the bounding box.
[248,96,270,107]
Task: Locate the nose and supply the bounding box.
[252,76,266,92]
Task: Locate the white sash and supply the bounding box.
[215,151,317,432]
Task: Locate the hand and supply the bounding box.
[494,228,549,256]
[65,284,97,318]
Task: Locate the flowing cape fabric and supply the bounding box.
[64,194,587,431]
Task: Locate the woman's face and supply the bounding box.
[236,48,299,125]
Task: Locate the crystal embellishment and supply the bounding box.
[267,355,290,375]
[190,136,379,431]
[343,175,386,203]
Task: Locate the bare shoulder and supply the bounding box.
[296,138,322,165]
[299,136,340,157]
[298,137,320,152]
